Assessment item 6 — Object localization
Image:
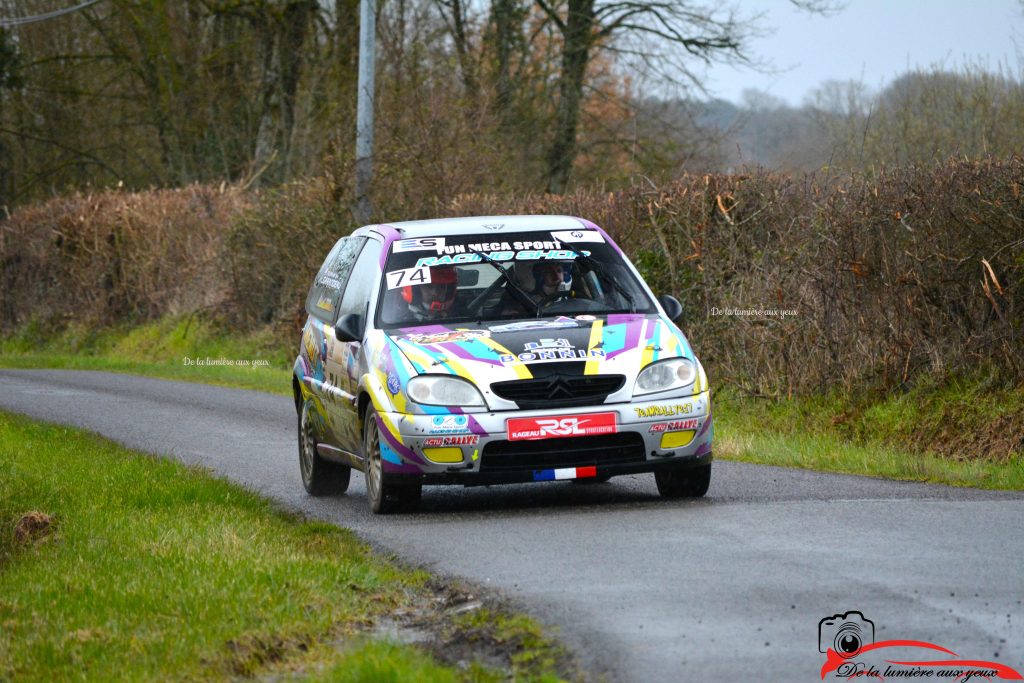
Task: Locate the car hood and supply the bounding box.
[385,314,694,386]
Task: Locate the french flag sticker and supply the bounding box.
[533,466,597,481]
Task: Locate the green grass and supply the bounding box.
[714,381,1024,490]
[453,610,568,676]
[308,641,485,682]
[0,316,292,395]
[0,411,569,682]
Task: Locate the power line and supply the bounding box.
[1,0,102,28]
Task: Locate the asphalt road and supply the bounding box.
[2,369,1022,681]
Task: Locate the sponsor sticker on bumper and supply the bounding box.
[649,418,699,433]
[506,413,617,441]
[422,435,479,447]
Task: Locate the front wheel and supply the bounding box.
[363,407,422,514]
[298,400,351,496]
[655,463,711,499]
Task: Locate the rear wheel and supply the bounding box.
[298,400,351,496]
[655,463,711,499]
[363,407,422,514]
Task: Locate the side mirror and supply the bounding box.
[658,295,683,322]
[334,313,364,342]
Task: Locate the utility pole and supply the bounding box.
[353,0,375,224]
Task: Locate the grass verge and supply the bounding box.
[0,411,573,682]
[0,316,292,395]
[714,381,1024,490]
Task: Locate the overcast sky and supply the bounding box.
[701,0,1024,106]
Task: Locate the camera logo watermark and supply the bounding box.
[709,306,798,320]
[818,611,1021,681]
[819,611,874,660]
[182,357,271,368]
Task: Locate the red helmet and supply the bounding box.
[402,266,458,312]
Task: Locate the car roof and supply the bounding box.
[371,215,594,237]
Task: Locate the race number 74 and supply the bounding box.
[386,267,432,290]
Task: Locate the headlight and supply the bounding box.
[406,375,486,407]
[634,358,697,396]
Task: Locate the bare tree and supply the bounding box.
[536,0,838,193]
[433,0,479,96]
[489,0,519,112]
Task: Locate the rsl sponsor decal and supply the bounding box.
[507,412,617,441]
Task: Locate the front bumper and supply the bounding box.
[377,390,713,484]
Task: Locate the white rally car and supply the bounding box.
[293,215,713,513]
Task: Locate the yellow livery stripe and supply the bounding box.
[476,336,533,379]
[584,320,604,375]
[640,320,657,368]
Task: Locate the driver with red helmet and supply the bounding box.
[402,265,459,320]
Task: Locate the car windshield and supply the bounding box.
[376,230,657,328]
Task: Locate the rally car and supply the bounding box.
[293,215,713,513]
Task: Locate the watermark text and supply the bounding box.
[709,306,798,320]
[182,357,271,368]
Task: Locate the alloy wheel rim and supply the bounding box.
[300,405,315,483]
[366,417,381,501]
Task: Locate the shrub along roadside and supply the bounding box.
[451,158,1024,396]
[0,411,575,682]
[1,316,1020,490]
[3,158,1021,398]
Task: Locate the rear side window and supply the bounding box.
[338,239,383,320]
[306,237,365,322]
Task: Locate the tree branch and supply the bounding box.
[532,0,565,32]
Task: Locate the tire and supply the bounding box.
[363,407,422,514]
[655,463,711,499]
[298,400,351,496]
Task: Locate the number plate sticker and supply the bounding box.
[507,412,617,441]
[386,267,432,289]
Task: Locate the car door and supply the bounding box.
[326,237,383,455]
[304,236,364,447]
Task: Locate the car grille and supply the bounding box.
[490,374,626,409]
[479,432,645,472]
